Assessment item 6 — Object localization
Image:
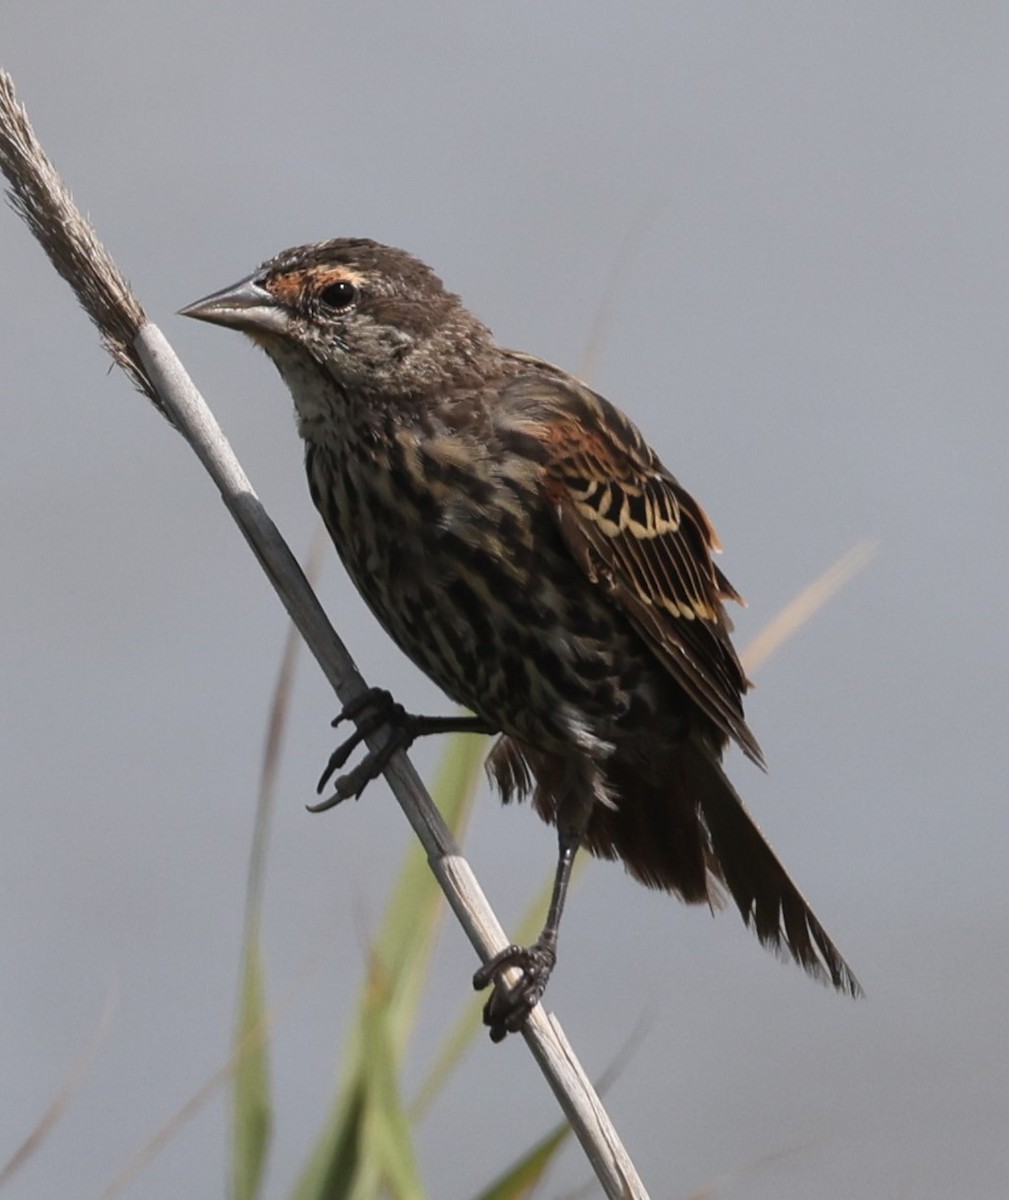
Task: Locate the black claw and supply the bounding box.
[316,689,403,796]
[310,727,411,811]
[315,730,364,791]
[312,692,493,813]
[473,940,557,1041]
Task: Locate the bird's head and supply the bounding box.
[181,238,494,400]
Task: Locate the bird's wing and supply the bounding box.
[497,368,764,766]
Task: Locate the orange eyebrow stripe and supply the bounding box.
[266,265,368,305]
[265,272,305,305]
[313,265,368,289]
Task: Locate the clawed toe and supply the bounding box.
[473,941,557,1042]
[312,688,406,810]
[311,691,494,813]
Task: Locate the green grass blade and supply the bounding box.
[351,962,426,1200]
[471,1121,571,1200]
[231,535,324,1199]
[231,929,272,1200]
[296,1079,367,1200]
[294,728,486,1199]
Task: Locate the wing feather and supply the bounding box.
[499,371,764,766]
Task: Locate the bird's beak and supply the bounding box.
[179,274,289,335]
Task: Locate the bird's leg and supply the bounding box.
[311,687,493,811]
[473,825,582,1042]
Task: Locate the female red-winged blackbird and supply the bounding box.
[183,239,860,1040]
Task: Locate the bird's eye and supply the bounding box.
[318,280,358,311]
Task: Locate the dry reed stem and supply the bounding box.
[0,68,647,1200]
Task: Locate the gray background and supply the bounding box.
[3,4,1007,1197]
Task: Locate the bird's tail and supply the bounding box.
[486,734,862,998]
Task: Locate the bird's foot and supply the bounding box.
[311,688,492,811]
[473,938,557,1042]
[311,688,412,810]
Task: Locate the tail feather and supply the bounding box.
[679,740,862,997]
[486,734,862,998]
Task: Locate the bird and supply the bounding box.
[181,238,860,1040]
